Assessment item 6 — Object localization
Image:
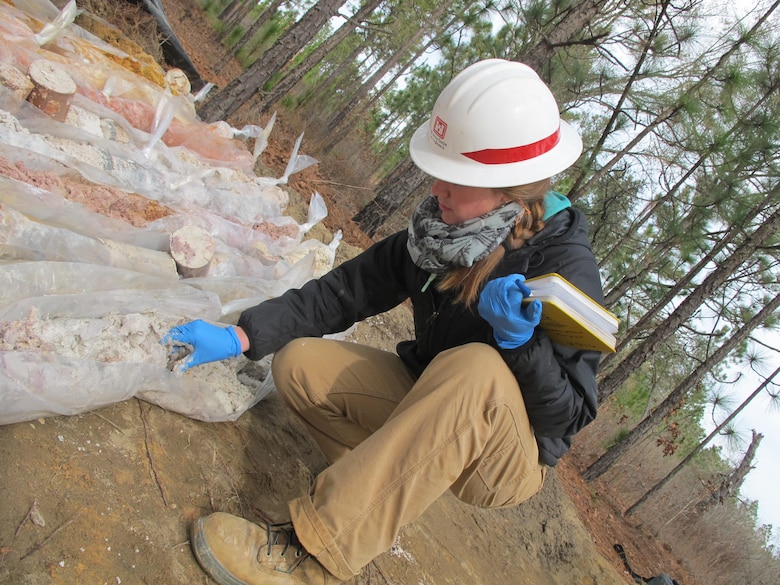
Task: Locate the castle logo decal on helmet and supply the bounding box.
[433,116,448,139]
[431,115,448,152]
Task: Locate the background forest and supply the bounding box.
[88,0,780,582]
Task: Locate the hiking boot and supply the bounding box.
[190,512,341,585]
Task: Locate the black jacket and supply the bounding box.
[238,207,602,466]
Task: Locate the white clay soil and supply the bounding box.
[0,309,269,419]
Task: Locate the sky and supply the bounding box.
[710,0,780,542]
[736,396,780,532]
[707,348,780,539]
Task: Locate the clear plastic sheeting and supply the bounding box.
[0,262,223,321]
[0,350,275,426]
[0,0,341,424]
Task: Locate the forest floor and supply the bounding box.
[0,1,703,584]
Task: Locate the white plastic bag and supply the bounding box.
[0,0,338,427]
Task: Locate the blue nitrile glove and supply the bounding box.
[161,319,242,373]
[478,275,542,349]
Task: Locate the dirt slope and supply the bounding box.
[0,353,628,584]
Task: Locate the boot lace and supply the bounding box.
[263,522,308,564]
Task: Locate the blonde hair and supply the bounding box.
[436,178,551,306]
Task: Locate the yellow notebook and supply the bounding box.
[524,274,618,353]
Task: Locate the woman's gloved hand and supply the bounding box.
[478,274,542,349]
[161,319,242,373]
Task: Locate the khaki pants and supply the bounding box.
[271,338,546,581]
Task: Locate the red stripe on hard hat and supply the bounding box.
[461,127,560,164]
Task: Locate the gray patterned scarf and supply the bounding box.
[406,195,523,274]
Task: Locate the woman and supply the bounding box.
[163,59,603,585]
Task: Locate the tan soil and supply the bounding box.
[0,2,703,585]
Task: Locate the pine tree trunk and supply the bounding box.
[568,1,778,201]
[353,158,430,237]
[256,0,384,114]
[599,190,775,376]
[584,293,780,482]
[217,0,286,72]
[695,430,764,513]
[199,0,347,122]
[520,0,611,73]
[626,364,780,516]
[321,4,450,150]
[321,38,431,152]
[597,201,780,402]
[219,0,256,40]
[301,43,364,105]
[597,83,778,280]
[218,0,244,21]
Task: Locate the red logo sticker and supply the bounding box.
[433,116,447,139]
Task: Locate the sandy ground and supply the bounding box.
[0,303,630,585]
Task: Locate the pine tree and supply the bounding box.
[198,0,348,122]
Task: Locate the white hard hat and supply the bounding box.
[409,59,583,188]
